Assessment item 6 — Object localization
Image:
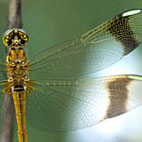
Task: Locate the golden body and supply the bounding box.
[3,28,30,142]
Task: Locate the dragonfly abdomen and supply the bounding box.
[13,88,27,142]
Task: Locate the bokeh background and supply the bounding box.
[0,0,142,142]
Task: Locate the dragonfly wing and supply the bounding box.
[29,10,142,78]
[26,75,142,131]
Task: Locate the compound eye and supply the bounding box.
[19,32,28,45]
[3,29,14,47]
[18,29,29,45]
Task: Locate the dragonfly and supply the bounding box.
[0,9,142,142]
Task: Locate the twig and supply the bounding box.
[8,0,22,28]
[1,0,22,142]
[1,95,15,142]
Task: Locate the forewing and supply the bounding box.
[29,10,142,78]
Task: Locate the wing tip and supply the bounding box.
[122,9,141,17]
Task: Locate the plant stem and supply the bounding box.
[1,0,22,142]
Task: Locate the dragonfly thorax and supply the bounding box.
[5,60,30,96]
[7,48,27,62]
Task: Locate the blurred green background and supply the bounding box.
[0,0,142,142]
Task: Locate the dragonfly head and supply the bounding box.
[3,28,29,48]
